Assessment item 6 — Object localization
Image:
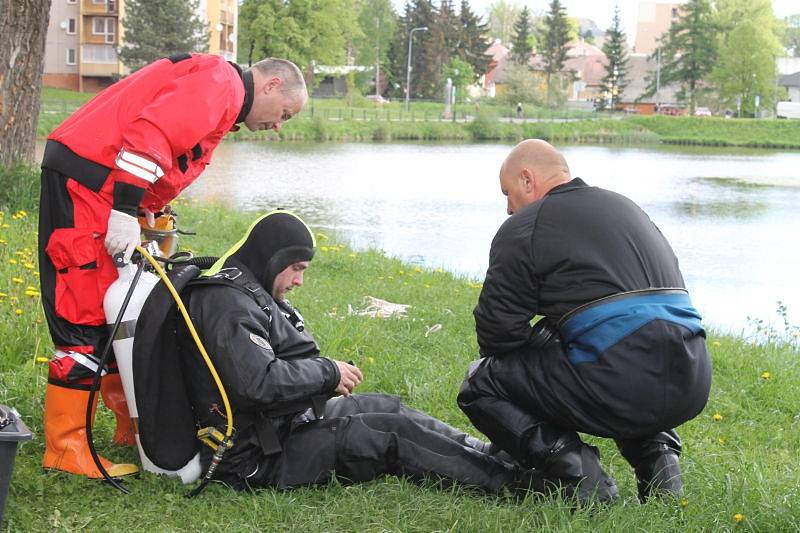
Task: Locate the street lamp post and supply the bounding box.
[405,26,428,112]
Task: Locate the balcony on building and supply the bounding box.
[82,0,118,16]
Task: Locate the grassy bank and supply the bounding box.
[38,88,800,149]
[1,187,799,530]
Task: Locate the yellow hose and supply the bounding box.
[135,245,234,440]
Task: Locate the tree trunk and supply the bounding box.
[0,0,51,166]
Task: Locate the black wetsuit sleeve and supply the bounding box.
[191,287,340,410]
[474,210,540,357]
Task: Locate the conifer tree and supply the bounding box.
[511,6,533,64]
[541,0,571,105]
[119,0,209,71]
[645,0,717,113]
[455,0,490,78]
[601,5,629,109]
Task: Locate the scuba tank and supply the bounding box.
[102,240,202,484]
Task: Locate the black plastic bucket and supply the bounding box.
[0,405,32,526]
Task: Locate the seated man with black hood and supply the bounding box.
[157,210,534,492]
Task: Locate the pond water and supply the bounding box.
[180,142,798,335]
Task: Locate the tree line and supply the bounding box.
[497,0,791,115]
[237,0,490,101]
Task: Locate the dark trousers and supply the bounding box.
[244,393,520,493]
[456,335,707,469]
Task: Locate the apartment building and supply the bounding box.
[633,1,682,55]
[43,0,238,93]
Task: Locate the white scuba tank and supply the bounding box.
[103,261,202,484]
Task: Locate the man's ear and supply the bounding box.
[265,76,283,93]
[521,168,535,193]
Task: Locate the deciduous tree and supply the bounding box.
[487,0,520,46]
[0,0,50,165]
[784,14,800,57]
[712,0,783,116]
[237,0,360,69]
[353,0,398,95]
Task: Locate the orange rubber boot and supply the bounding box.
[42,382,139,478]
[101,372,136,447]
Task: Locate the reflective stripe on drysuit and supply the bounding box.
[38,53,252,382]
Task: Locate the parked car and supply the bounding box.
[694,106,712,117]
[776,101,800,119]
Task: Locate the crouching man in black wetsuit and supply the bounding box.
[457,140,712,504]
[158,210,535,493]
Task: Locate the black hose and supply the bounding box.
[86,259,146,494]
[148,254,219,270]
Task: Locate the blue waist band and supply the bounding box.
[559,290,704,365]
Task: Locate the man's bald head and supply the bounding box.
[498,139,572,215]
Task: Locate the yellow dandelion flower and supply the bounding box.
[2,223,10,228]
[368,357,375,364]
[320,246,330,252]
[349,253,357,258]
[734,513,744,522]
[680,498,689,508]
[414,266,422,273]
[713,413,723,422]
[23,262,35,270]
[0,239,6,245]
[8,259,17,264]
[424,284,431,288]
[25,290,40,298]
[12,277,23,284]
[398,270,405,275]
[15,309,23,315]
[36,357,49,363]
[15,251,25,256]
[761,371,770,380]
[718,437,726,445]
[16,210,27,217]
[712,340,721,347]
[316,232,329,241]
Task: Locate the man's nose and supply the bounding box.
[272,121,282,132]
[507,203,514,215]
[293,274,303,286]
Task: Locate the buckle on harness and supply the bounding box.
[215,268,242,281]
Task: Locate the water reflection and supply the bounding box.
[34,139,794,335]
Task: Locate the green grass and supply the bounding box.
[38,88,800,149]
[1,190,799,531]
